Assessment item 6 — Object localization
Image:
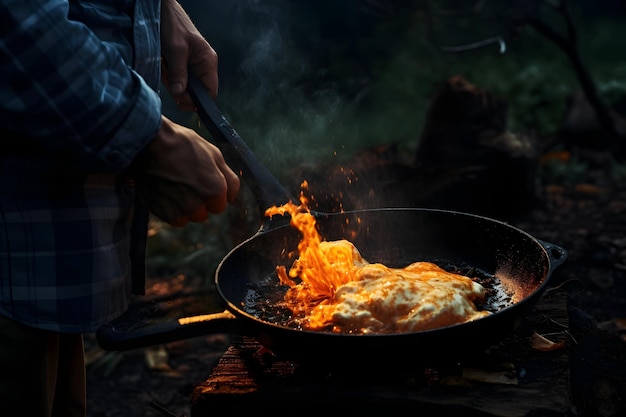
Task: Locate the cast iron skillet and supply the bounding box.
[97,75,567,371]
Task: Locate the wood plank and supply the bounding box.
[191,290,571,416]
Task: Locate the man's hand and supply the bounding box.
[161,0,218,111]
[133,116,240,226]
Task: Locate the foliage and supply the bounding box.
[538,153,589,188]
[145,214,230,284]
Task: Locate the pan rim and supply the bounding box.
[215,207,567,337]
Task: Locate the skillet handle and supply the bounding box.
[96,310,242,351]
[187,74,295,221]
[538,239,568,272]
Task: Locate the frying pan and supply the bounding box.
[97,75,567,370]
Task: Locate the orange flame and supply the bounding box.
[265,181,363,304]
[264,181,488,333]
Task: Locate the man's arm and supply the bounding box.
[0,0,161,172]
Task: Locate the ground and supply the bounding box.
[84,148,626,417]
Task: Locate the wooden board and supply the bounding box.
[191,290,571,416]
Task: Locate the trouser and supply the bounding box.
[0,314,86,417]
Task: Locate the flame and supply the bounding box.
[264,181,488,334]
[265,181,361,303]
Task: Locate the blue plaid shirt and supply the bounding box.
[0,0,162,332]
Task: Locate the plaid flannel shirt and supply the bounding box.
[0,0,162,332]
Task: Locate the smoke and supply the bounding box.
[183,2,357,178]
[239,28,284,97]
[177,0,426,189]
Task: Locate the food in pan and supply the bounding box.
[264,182,490,334]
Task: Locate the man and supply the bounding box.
[0,1,240,416]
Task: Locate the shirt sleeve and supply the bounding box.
[0,0,162,172]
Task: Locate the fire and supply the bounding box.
[264,181,489,334]
[265,181,363,302]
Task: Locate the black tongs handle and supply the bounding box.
[187,74,295,215]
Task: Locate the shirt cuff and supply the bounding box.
[99,72,162,171]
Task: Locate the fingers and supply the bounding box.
[188,45,219,98]
[160,44,189,95]
[162,41,219,111]
[186,160,239,223]
[225,169,240,204]
[166,151,240,228]
[161,57,194,111]
[215,151,240,204]
[160,0,219,110]
[168,196,227,228]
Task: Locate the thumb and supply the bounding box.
[165,63,188,97]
